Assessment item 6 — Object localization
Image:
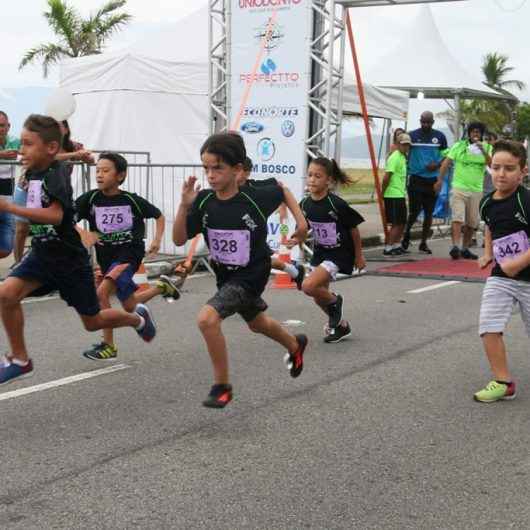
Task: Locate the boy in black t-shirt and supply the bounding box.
[0,115,156,385]
[76,152,181,360]
[300,157,365,343]
[237,157,307,289]
[173,133,308,409]
[474,140,530,403]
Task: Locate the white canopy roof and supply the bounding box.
[337,0,465,6]
[364,5,512,101]
[341,84,409,120]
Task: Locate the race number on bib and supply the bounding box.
[26,180,42,209]
[207,228,250,266]
[493,230,530,264]
[95,205,133,233]
[310,221,337,246]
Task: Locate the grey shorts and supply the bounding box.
[207,282,268,322]
[479,276,530,336]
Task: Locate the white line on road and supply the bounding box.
[407,281,461,294]
[0,363,131,402]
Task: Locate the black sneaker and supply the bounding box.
[283,334,308,378]
[418,242,432,254]
[398,246,410,254]
[383,248,394,256]
[327,294,343,329]
[202,384,233,408]
[83,342,117,361]
[449,246,461,260]
[461,248,478,260]
[324,322,352,343]
[401,237,410,251]
[294,264,306,291]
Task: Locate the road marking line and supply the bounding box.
[407,281,461,294]
[0,363,131,402]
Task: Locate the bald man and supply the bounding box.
[402,111,448,254]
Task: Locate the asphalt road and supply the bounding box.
[2,239,530,529]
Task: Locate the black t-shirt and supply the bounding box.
[76,189,162,270]
[186,186,284,296]
[26,161,87,264]
[243,178,279,188]
[300,192,364,274]
[480,186,530,282]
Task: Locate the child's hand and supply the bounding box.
[500,259,521,278]
[181,176,200,207]
[478,255,493,269]
[355,254,366,271]
[147,239,161,256]
[78,229,101,249]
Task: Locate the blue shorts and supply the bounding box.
[0,196,14,253]
[102,261,139,302]
[9,250,100,316]
[13,186,29,224]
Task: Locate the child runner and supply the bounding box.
[0,115,156,384]
[300,157,366,344]
[173,133,308,409]
[474,140,530,403]
[237,156,307,289]
[382,133,411,256]
[76,152,181,360]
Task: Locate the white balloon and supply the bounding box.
[44,88,77,121]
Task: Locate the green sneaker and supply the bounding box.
[474,380,516,403]
[83,342,118,361]
[156,275,181,302]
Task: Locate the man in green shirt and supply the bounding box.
[382,133,411,256]
[0,111,20,257]
[437,122,492,260]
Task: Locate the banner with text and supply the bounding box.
[230,0,312,200]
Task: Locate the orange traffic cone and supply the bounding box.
[133,262,150,292]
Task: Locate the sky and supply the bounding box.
[1,0,529,135]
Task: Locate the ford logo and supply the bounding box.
[241,122,265,134]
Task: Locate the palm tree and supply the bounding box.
[19,0,132,77]
[482,52,526,94]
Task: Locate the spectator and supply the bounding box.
[0,111,20,258]
[388,127,406,155]
[402,111,448,254]
[437,122,493,260]
[12,119,94,263]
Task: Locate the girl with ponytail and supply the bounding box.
[299,157,365,343]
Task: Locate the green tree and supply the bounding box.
[482,52,526,94]
[515,103,530,140]
[19,0,132,77]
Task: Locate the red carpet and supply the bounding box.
[371,258,493,282]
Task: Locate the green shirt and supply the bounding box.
[448,139,492,193]
[384,150,407,198]
[0,135,20,151]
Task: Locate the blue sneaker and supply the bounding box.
[135,304,156,342]
[0,358,34,385]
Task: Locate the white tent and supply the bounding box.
[364,5,510,101]
[59,7,210,165]
[341,84,408,120]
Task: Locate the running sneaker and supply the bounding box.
[202,384,233,408]
[383,249,394,257]
[283,334,308,378]
[135,304,157,342]
[83,342,117,361]
[474,380,516,403]
[324,322,352,343]
[327,294,343,329]
[0,358,33,385]
[418,242,432,254]
[156,275,181,302]
[449,246,461,260]
[401,237,410,251]
[294,264,306,291]
[461,248,478,260]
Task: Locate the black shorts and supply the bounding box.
[407,175,437,217]
[207,282,268,322]
[9,250,100,316]
[384,198,407,225]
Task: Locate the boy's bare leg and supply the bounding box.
[80,308,141,332]
[197,305,229,385]
[0,277,43,362]
[302,266,335,308]
[482,332,512,382]
[97,279,116,346]
[246,312,298,353]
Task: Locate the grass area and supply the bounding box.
[337,168,377,202]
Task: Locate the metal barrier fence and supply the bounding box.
[0,160,206,257]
